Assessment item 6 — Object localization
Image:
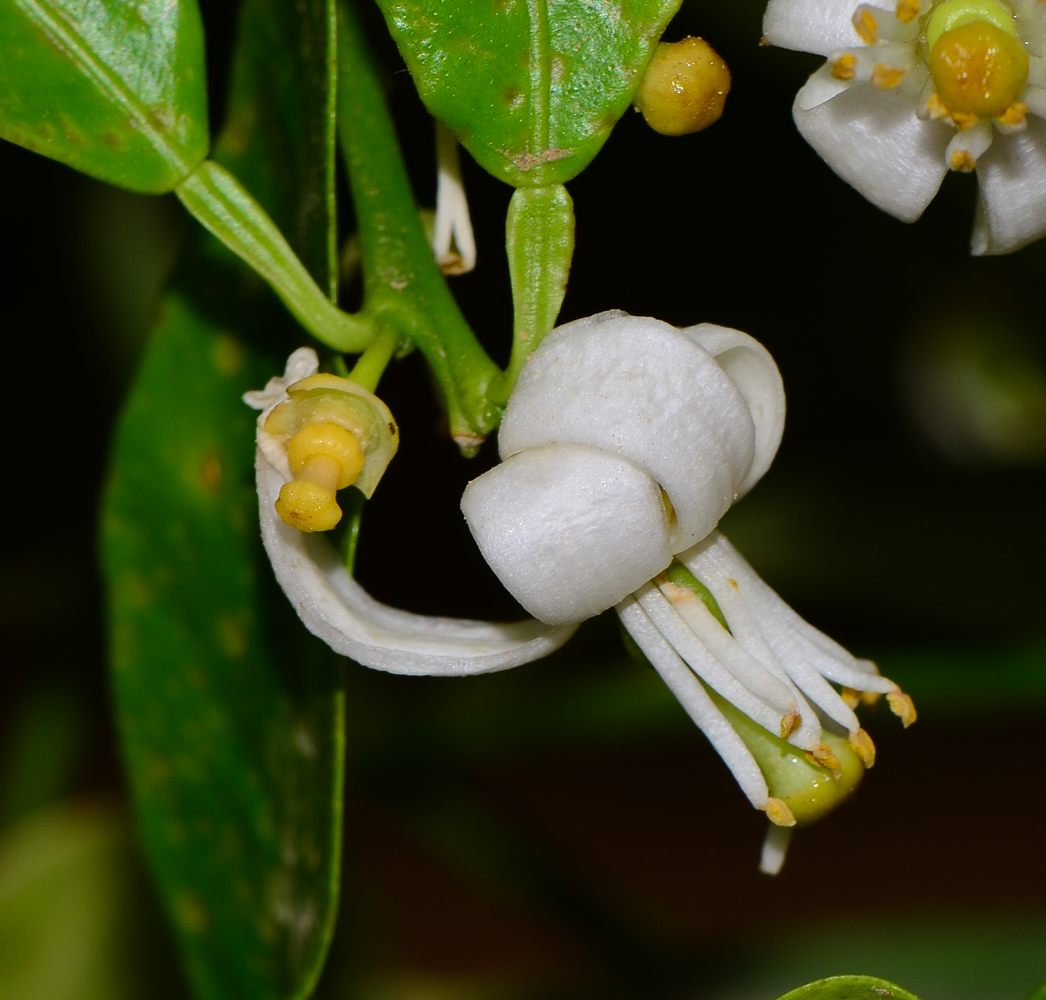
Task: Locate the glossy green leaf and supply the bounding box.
[102,0,345,996]
[775,976,922,1000]
[0,0,208,193]
[375,0,682,186]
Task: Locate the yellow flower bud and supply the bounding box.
[634,37,731,137]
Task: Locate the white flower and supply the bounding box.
[461,312,915,872]
[246,348,578,675]
[763,0,1046,253]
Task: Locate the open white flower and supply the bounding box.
[764,0,1046,253]
[245,348,578,675]
[461,311,916,872]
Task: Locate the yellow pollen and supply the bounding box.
[926,91,951,117]
[765,797,797,827]
[998,99,1028,123]
[856,9,879,43]
[929,20,1029,119]
[780,709,801,739]
[805,742,844,780]
[897,0,921,23]
[861,690,883,707]
[950,148,978,170]
[849,728,877,768]
[275,422,365,533]
[841,687,861,709]
[887,690,918,727]
[873,64,907,88]
[832,53,859,80]
[951,109,981,129]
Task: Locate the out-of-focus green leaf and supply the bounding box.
[102,0,345,996]
[775,976,921,1000]
[0,803,138,1000]
[0,0,208,193]
[1025,978,1046,1000]
[374,0,682,186]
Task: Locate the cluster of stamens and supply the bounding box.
[823,0,1045,172]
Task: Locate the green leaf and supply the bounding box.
[102,0,345,996]
[775,976,922,1000]
[375,0,682,186]
[0,0,208,193]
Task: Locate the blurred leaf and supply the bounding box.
[375,0,682,186]
[0,0,208,193]
[1025,978,1046,1000]
[775,976,921,1000]
[1,686,85,827]
[0,803,141,1000]
[102,0,344,996]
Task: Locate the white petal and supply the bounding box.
[258,454,577,673]
[972,118,1046,254]
[794,84,950,222]
[499,311,755,551]
[461,443,672,625]
[617,597,769,810]
[763,0,866,55]
[797,65,853,112]
[680,323,786,497]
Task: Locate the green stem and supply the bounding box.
[176,160,374,352]
[348,326,398,392]
[490,184,575,405]
[336,0,503,451]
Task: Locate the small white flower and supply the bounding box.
[764,0,1046,253]
[462,312,915,872]
[246,349,578,675]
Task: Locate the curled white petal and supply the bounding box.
[763,0,867,55]
[432,123,476,274]
[973,118,1046,255]
[257,448,577,674]
[794,84,950,222]
[681,323,786,498]
[461,443,672,625]
[498,311,757,551]
[945,119,993,172]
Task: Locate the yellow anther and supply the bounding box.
[897,0,921,23]
[805,742,843,780]
[780,709,801,740]
[951,109,981,129]
[633,36,731,135]
[927,91,951,117]
[873,64,906,88]
[849,728,877,768]
[887,690,917,727]
[998,100,1028,124]
[831,53,859,80]
[841,687,861,709]
[950,148,978,170]
[861,689,883,707]
[765,797,797,827]
[929,20,1029,119]
[855,9,879,43]
[287,422,364,489]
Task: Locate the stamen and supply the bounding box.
[854,7,879,43]
[862,690,883,707]
[873,64,907,87]
[759,822,794,875]
[832,53,859,79]
[850,727,877,768]
[805,742,844,780]
[887,690,918,727]
[896,0,921,23]
[780,708,801,739]
[432,123,477,275]
[765,797,797,826]
[927,91,951,117]
[841,686,861,709]
[998,100,1028,124]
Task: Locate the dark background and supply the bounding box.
[2,0,1046,996]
